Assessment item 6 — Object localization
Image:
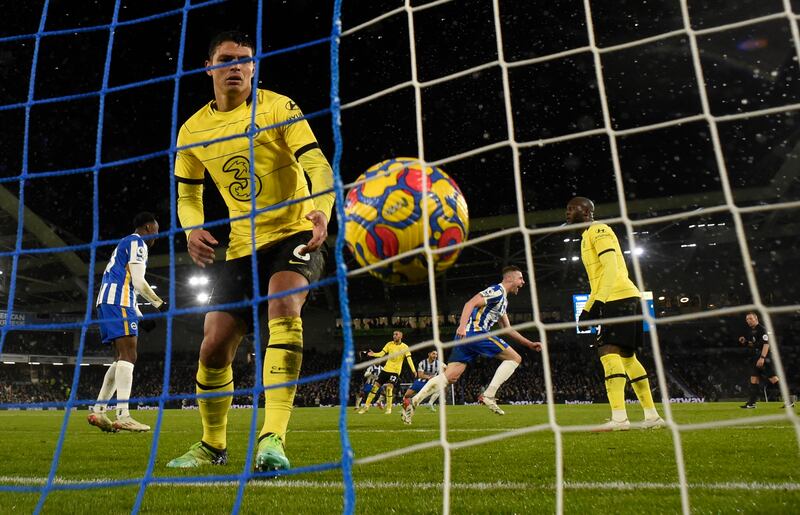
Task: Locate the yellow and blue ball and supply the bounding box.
[344,157,469,284]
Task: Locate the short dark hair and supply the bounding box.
[746,311,759,318]
[502,265,522,276]
[208,30,255,60]
[133,212,157,229]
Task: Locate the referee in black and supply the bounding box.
[739,312,791,408]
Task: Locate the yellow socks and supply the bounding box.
[363,383,380,410]
[384,384,394,410]
[196,361,234,450]
[622,354,659,419]
[600,353,627,421]
[259,317,303,443]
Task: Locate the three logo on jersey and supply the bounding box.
[222,155,262,201]
[210,101,302,201]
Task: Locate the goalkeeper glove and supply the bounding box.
[140,319,157,333]
[157,301,169,313]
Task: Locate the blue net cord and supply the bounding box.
[0,37,331,116]
[10,0,46,496]
[32,1,121,513]
[0,368,340,413]
[2,1,358,511]
[0,277,339,346]
[0,184,337,262]
[0,0,227,44]
[0,105,332,187]
[0,0,51,357]
[329,0,357,513]
[232,0,268,511]
[0,375,340,416]
[1,461,345,495]
[129,0,191,511]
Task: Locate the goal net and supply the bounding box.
[1,1,799,514]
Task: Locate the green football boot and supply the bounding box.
[166,441,228,468]
[254,433,290,473]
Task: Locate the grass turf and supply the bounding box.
[1,403,798,514]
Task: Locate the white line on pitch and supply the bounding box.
[4,425,793,436]
[283,425,797,433]
[3,476,800,492]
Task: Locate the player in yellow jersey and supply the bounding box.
[566,197,665,431]
[166,31,335,472]
[357,331,416,415]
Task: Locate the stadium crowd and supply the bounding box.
[1,331,74,356]
[3,345,796,407]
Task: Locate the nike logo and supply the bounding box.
[288,260,308,265]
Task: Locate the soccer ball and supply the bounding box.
[344,157,469,284]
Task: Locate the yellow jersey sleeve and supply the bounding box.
[175,126,206,237]
[403,345,415,372]
[274,96,318,156]
[274,97,335,220]
[587,224,616,255]
[175,126,206,181]
[298,148,335,222]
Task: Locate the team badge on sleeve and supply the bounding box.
[480,285,502,299]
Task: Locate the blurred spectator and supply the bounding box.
[2,345,797,407]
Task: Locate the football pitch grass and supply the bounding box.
[1,403,798,514]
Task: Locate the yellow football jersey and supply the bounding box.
[377,341,412,374]
[580,223,640,308]
[175,89,322,260]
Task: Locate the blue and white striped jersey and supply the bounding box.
[467,283,508,333]
[96,234,149,308]
[364,364,382,382]
[417,359,441,379]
